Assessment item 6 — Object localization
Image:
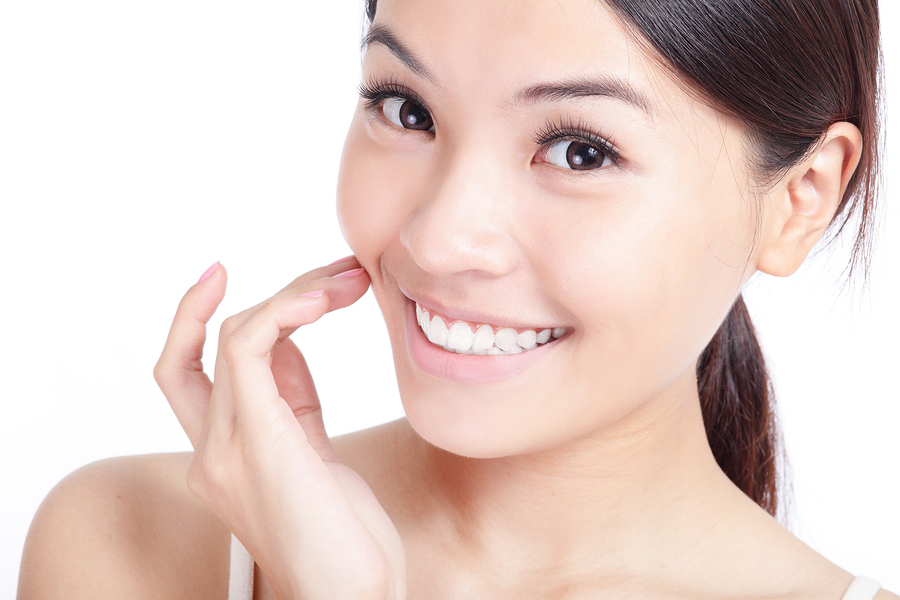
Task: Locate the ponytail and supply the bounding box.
[697,295,780,516]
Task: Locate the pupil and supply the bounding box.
[399,100,433,131]
[566,143,602,170]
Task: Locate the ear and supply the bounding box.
[756,122,863,277]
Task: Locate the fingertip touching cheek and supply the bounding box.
[335,0,768,458]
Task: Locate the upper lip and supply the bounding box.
[398,284,565,331]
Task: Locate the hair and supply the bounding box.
[363,0,883,517]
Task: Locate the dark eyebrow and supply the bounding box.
[361,25,652,117]
[361,24,436,83]
[514,77,654,117]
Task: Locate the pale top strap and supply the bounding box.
[842,576,882,600]
[228,534,255,600]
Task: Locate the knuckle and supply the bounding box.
[261,297,292,330]
[152,359,175,392]
[260,298,281,321]
[203,456,230,489]
[187,449,230,502]
[221,332,246,359]
[220,314,240,338]
[152,360,166,385]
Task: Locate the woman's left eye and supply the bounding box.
[542,139,613,171]
[382,97,435,132]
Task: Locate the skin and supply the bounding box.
[18,0,897,599]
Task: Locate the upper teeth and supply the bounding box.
[416,302,566,356]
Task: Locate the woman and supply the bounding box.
[17,0,896,598]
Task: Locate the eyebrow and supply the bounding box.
[361,24,436,83]
[361,24,653,117]
[514,77,653,116]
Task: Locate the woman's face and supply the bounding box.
[337,0,762,458]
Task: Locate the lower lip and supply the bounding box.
[404,298,564,385]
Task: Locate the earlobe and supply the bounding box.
[756,122,863,277]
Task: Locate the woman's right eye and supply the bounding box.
[381,97,435,132]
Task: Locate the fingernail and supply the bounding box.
[329,255,355,265]
[333,267,365,279]
[301,290,325,298]
[197,262,219,283]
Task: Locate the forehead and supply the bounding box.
[369,0,749,183]
[371,0,677,114]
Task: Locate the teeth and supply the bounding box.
[517,330,537,350]
[415,302,568,356]
[447,322,474,351]
[494,328,518,352]
[427,315,449,346]
[472,324,494,352]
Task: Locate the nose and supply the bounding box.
[400,145,519,278]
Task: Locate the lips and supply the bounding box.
[402,294,571,385]
[416,301,567,355]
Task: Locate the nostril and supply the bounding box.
[400,212,518,278]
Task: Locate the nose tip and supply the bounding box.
[397,133,524,278]
[399,157,519,278]
[400,211,518,277]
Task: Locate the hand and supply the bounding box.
[154,259,407,600]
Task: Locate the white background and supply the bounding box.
[0,0,897,595]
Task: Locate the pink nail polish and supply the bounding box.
[333,267,365,279]
[329,255,355,265]
[198,262,219,283]
[301,290,325,298]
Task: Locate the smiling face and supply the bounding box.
[336,0,764,458]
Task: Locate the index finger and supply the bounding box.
[154,262,228,444]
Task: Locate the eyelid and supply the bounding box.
[533,116,622,169]
[358,76,433,120]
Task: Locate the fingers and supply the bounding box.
[154,262,227,445]
[207,260,370,445]
[217,259,370,343]
[219,292,330,432]
[273,256,365,296]
[170,259,400,599]
[272,339,340,463]
[157,256,369,454]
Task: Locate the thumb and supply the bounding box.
[271,337,341,463]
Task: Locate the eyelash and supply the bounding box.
[358,76,430,117]
[533,116,621,168]
[358,77,622,169]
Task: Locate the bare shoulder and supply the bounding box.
[18,452,230,600]
[707,493,900,600]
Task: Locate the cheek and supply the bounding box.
[528,175,752,405]
[336,120,390,265]
[336,115,431,272]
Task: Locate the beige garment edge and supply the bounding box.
[842,576,883,600]
[229,534,254,600]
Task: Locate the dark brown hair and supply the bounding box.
[601,0,882,517]
[363,0,883,517]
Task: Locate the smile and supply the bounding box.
[416,301,567,356]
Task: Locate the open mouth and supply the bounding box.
[415,301,568,356]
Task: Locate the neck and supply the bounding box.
[408,368,746,579]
